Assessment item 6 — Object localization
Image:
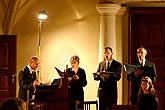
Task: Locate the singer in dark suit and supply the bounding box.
[127,46,157,105]
[18,56,40,102]
[93,47,122,110]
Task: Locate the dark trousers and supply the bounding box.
[99,91,117,110]
[99,97,112,110]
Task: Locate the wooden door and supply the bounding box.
[0,35,16,103]
[129,7,165,110]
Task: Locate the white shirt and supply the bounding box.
[139,59,146,66]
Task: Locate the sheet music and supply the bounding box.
[123,64,141,75]
[54,67,64,78]
[93,71,116,75]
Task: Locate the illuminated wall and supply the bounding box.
[13,0,129,107]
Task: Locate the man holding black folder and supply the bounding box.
[127,46,157,105]
[93,47,122,110]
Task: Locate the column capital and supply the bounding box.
[96,4,121,15]
[116,6,127,17]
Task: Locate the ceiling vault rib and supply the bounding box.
[2,0,24,34]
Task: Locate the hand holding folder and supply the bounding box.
[123,64,141,75]
[93,71,116,80]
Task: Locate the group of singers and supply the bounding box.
[16,46,158,110]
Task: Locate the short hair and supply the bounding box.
[30,56,40,62]
[0,98,25,110]
[104,47,113,52]
[137,46,147,52]
[70,55,80,63]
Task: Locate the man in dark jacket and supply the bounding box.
[127,46,157,105]
[93,47,122,110]
[18,56,40,102]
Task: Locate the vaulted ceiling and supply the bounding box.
[0,0,164,35]
[0,0,37,34]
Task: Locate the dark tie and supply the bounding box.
[140,61,143,66]
[32,71,36,79]
[102,62,110,81]
[107,62,110,71]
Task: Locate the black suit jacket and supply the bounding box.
[18,66,36,101]
[95,59,122,104]
[127,60,157,104]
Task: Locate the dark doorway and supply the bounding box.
[129,7,165,110]
[0,35,16,103]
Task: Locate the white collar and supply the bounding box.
[27,64,35,74]
[106,59,113,64]
[139,59,146,66]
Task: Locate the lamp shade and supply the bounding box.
[38,10,48,20]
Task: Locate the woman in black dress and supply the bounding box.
[67,55,87,110]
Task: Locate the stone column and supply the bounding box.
[116,6,127,104]
[96,4,121,61]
